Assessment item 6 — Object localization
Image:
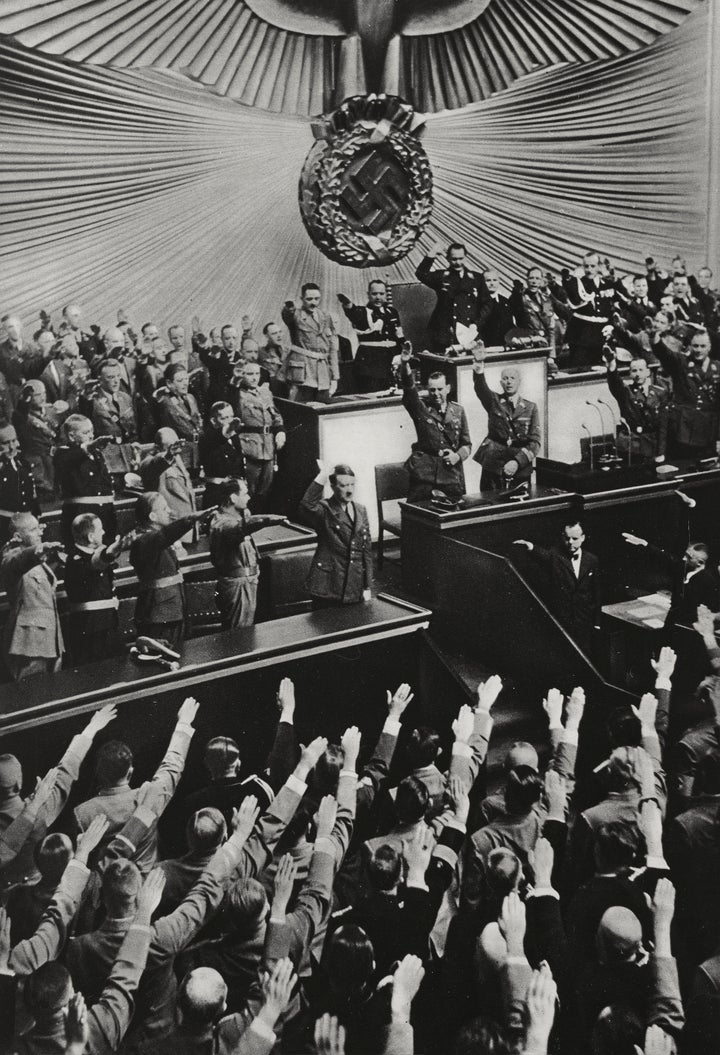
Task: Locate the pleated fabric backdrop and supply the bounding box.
[0,2,710,337]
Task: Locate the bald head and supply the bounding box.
[504,741,539,773]
[500,367,521,397]
[104,327,125,352]
[179,968,228,1026]
[4,316,22,342]
[596,906,643,964]
[156,428,179,450]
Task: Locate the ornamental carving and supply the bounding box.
[299,95,433,268]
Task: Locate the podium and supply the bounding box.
[535,456,656,494]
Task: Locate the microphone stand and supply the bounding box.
[585,400,611,465]
[618,417,633,465]
[598,398,623,467]
[581,423,594,470]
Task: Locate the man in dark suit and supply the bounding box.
[416,242,487,354]
[299,461,373,607]
[471,343,541,490]
[477,270,517,347]
[513,520,600,652]
[622,533,719,627]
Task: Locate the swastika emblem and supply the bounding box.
[339,149,410,234]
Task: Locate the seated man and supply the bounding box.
[0,512,64,680]
[471,344,540,491]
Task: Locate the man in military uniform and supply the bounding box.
[157,363,203,441]
[564,251,618,367]
[140,428,197,548]
[416,242,487,355]
[61,303,102,365]
[0,424,40,546]
[54,414,116,549]
[604,346,670,462]
[299,461,373,607]
[397,342,471,503]
[229,362,285,512]
[281,283,340,403]
[87,359,138,443]
[64,513,127,664]
[209,478,287,628]
[338,280,403,392]
[197,401,246,510]
[651,325,720,460]
[471,346,541,491]
[0,511,64,680]
[130,492,209,649]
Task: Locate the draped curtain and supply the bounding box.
[0,3,710,337]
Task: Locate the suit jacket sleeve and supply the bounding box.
[87,923,152,1055]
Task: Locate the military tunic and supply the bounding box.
[280,305,339,398]
[415,258,486,354]
[0,456,40,545]
[229,383,284,508]
[654,343,720,456]
[606,366,670,460]
[472,369,541,490]
[341,300,403,391]
[209,508,275,628]
[64,544,120,663]
[130,515,196,648]
[400,363,471,502]
[54,444,116,549]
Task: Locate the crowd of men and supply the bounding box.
[1,620,720,1053]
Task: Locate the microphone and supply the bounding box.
[585,400,606,461]
[618,417,633,465]
[581,423,594,470]
[597,397,619,430]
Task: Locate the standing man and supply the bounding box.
[299,461,373,607]
[209,479,287,628]
[471,344,541,491]
[61,304,101,364]
[477,270,517,347]
[198,402,246,510]
[565,251,617,367]
[87,359,138,443]
[129,492,210,649]
[156,364,203,441]
[651,324,720,460]
[64,513,127,664]
[259,322,288,397]
[140,428,197,548]
[229,362,286,512]
[604,346,670,462]
[54,414,116,549]
[396,342,471,503]
[338,280,403,393]
[0,512,64,680]
[281,283,339,403]
[416,242,486,355]
[509,267,566,361]
[513,520,600,653]
[0,424,40,546]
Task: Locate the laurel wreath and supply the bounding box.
[299,123,433,268]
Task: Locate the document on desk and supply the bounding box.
[643,617,666,629]
[637,593,671,610]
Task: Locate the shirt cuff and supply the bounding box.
[285,774,307,797]
[528,886,559,900]
[250,1019,277,1043]
[547,720,563,732]
[561,729,579,746]
[444,817,467,833]
[655,677,672,691]
[176,722,195,736]
[383,717,402,737]
[67,859,90,877]
[452,742,471,758]
[339,770,358,780]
